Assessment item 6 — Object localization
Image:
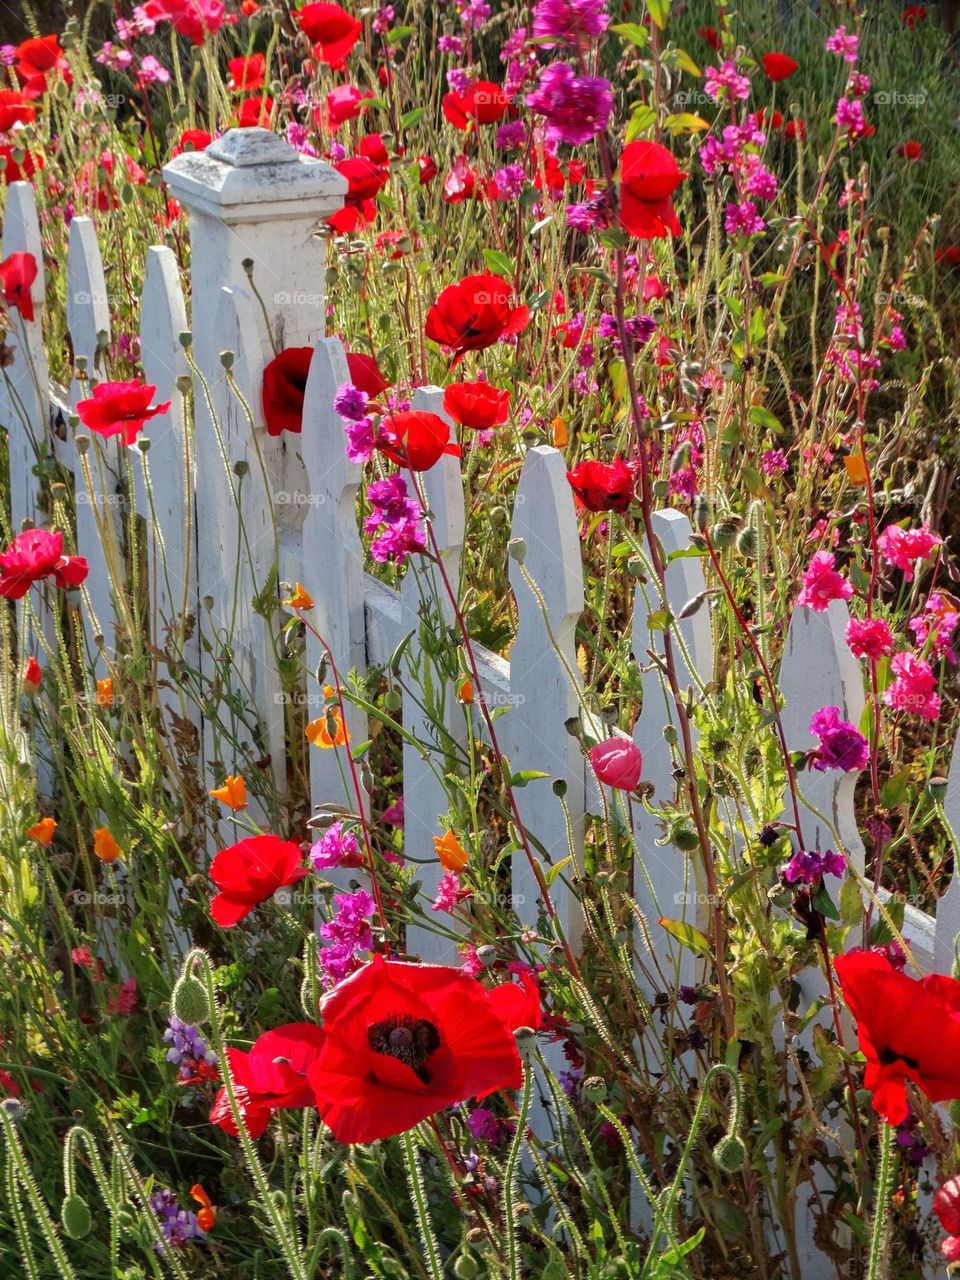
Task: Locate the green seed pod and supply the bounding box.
[671,820,701,852]
[171,974,210,1026]
[61,1195,92,1239]
[219,350,235,371]
[507,537,526,563]
[713,1134,746,1174]
[928,776,948,802]
[583,1075,607,1103]
[710,517,740,548]
[454,1254,480,1280]
[514,1026,538,1062]
[384,688,402,712]
[736,524,759,558]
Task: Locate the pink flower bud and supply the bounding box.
[589,738,642,790]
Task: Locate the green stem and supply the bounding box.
[866,1122,895,1280]
[503,1055,533,1280]
[403,1128,443,1280]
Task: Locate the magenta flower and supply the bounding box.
[909,594,958,664]
[825,25,859,63]
[589,737,643,790]
[809,706,869,772]
[431,871,463,913]
[531,0,610,46]
[783,848,846,885]
[877,523,942,581]
[796,551,853,611]
[846,616,894,661]
[526,63,613,145]
[704,60,752,102]
[883,652,941,722]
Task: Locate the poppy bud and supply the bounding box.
[384,688,402,711]
[713,1134,746,1173]
[475,944,497,967]
[454,1255,480,1280]
[670,820,701,852]
[710,517,740,548]
[171,973,210,1026]
[61,1195,92,1239]
[514,1026,538,1062]
[736,525,759,557]
[583,1075,606,1102]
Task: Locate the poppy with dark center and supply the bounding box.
[835,949,960,1124]
[308,955,540,1143]
[618,140,685,239]
[262,346,313,436]
[377,410,461,472]
[76,380,171,446]
[761,52,798,81]
[210,1022,325,1136]
[297,2,362,69]
[0,252,38,323]
[208,833,307,926]
[425,272,530,364]
[443,380,510,430]
[567,457,637,513]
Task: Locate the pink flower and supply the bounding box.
[796,551,853,612]
[809,705,869,772]
[883,652,941,722]
[431,871,463,913]
[825,25,859,62]
[877,523,942,581]
[909,593,958,664]
[846,617,894,661]
[108,978,139,1016]
[589,737,643,790]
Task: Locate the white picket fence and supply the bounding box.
[3,127,960,1277]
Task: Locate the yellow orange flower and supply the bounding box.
[93,827,122,863]
[209,774,247,811]
[96,678,114,707]
[284,582,314,609]
[458,678,474,704]
[306,709,348,748]
[26,817,57,847]
[551,415,568,447]
[433,830,468,872]
[191,1185,217,1232]
[844,453,869,485]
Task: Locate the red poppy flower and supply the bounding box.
[237,95,273,127]
[902,4,928,27]
[442,156,483,204]
[297,2,363,70]
[171,128,213,157]
[320,83,371,129]
[357,133,389,164]
[211,1023,326,1137]
[834,949,960,1124]
[23,656,42,692]
[139,0,227,45]
[0,144,43,184]
[308,955,539,1143]
[227,53,266,93]
[619,141,685,240]
[346,350,389,396]
[442,81,510,130]
[443,380,510,430]
[784,118,806,141]
[209,834,307,927]
[14,35,69,91]
[897,140,922,160]
[698,25,721,50]
[761,52,798,81]
[0,90,36,132]
[326,156,388,234]
[417,154,438,185]
[936,245,960,267]
[567,457,637,514]
[0,252,38,324]
[76,380,171,447]
[378,410,461,472]
[0,528,87,599]
[425,272,530,363]
[262,346,313,437]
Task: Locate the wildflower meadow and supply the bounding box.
[2,0,960,1275]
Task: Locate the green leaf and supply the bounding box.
[646,0,670,29]
[881,769,909,809]
[658,917,711,954]
[399,107,424,129]
[385,25,413,41]
[647,609,670,631]
[482,248,513,278]
[625,104,658,142]
[664,112,710,134]
[611,21,650,47]
[546,854,573,886]
[659,1227,705,1265]
[508,769,551,788]
[747,404,784,434]
[671,47,701,76]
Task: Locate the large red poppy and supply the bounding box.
[567,458,637,513]
[262,346,313,436]
[327,156,388,234]
[140,0,227,45]
[0,90,36,131]
[346,350,389,396]
[618,141,685,240]
[297,2,362,69]
[308,955,539,1143]
[171,128,213,157]
[0,528,87,599]
[835,950,960,1124]
[76,380,171,447]
[442,81,510,130]
[0,252,38,324]
[209,834,307,927]
[211,1023,326,1137]
[443,380,510,430]
[0,144,43,184]
[761,52,798,81]
[227,54,266,93]
[378,410,461,472]
[425,273,530,363]
[237,95,273,127]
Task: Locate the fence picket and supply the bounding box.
[401,387,465,964]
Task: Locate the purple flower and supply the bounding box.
[319,890,375,985]
[494,164,526,199]
[783,848,846,885]
[334,382,369,422]
[151,1190,203,1250]
[531,0,610,46]
[762,448,788,477]
[310,821,361,870]
[468,1106,514,1144]
[496,120,528,150]
[836,96,867,136]
[724,200,765,237]
[526,63,613,146]
[162,1017,217,1084]
[809,705,870,772]
[438,34,463,54]
[344,416,377,463]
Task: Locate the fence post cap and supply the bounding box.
[162,127,347,223]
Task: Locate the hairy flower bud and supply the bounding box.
[713,1134,746,1173]
[61,1195,92,1239]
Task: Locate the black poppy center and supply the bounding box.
[368,1014,441,1084]
[879,1047,920,1071]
